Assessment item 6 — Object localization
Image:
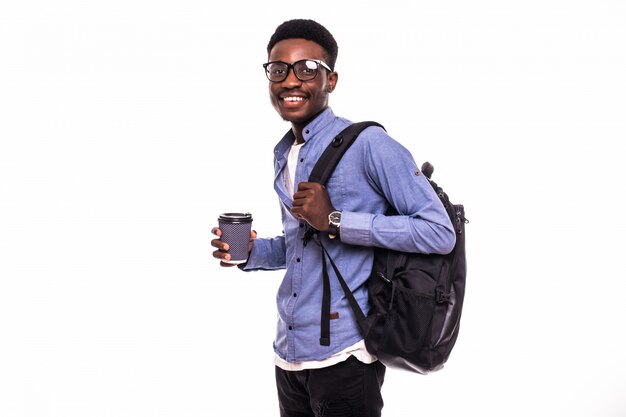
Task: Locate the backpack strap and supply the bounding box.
[309,121,384,184]
[316,234,368,346]
[302,121,385,245]
[309,121,385,346]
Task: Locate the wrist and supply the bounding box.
[328,210,341,239]
[328,223,340,239]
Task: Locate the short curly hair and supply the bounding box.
[267,19,338,71]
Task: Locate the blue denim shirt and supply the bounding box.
[243,107,456,362]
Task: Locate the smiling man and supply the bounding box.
[265,37,337,142]
[211,19,456,416]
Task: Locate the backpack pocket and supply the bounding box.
[379,279,435,356]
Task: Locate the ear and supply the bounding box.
[327,72,338,93]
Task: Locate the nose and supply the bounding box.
[281,66,302,88]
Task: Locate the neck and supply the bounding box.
[290,107,327,144]
[292,125,305,144]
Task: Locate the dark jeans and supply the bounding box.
[275,356,386,417]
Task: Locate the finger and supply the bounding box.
[296,181,316,191]
[290,208,305,220]
[220,261,237,267]
[292,190,308,200]
[213,249,231,261]
[211,227,222,237]
[248,230,257,252]
[296,182,325,192]
[211,239,229,251]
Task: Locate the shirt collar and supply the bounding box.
[301,107,335,143]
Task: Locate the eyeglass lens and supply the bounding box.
[265,60,321,82]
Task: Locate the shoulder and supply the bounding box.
[323,115,415,163]
[352,123,414,161]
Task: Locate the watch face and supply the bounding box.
[329,211,341,225]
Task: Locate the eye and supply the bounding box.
[295,60,319,78]
[267,63,287,75]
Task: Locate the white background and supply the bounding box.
[1,1,625,416]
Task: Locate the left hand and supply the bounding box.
[291,182,334,231]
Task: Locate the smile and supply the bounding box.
[282,96,306,102]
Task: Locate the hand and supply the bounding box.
[291,182,334,231]
[211,227,257,267]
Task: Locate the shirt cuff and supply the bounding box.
[339,211,374,246]
[238,236,286,271]
[239,240,262,271]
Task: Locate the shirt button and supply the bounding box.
[305,129,310,134]
[288,325,293,330]
[299,223,304,228]
[300,158,304,162]
[296,258,301,262]
[293,293,297,297]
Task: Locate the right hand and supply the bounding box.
[210,227,257,267]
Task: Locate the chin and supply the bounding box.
[278,111,308,124]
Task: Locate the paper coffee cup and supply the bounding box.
[218,213,253,264]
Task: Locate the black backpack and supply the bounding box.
[308,121,468,374]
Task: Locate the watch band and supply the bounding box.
[328,223,340,239]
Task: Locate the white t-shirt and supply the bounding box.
[284,141,304,196]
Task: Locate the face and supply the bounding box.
[267,38,338,127]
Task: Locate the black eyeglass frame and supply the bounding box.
[262,59,333,82]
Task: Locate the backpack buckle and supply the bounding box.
[436,288,450,304]
[302,225,320,246]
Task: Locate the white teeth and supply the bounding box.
[283,96,305,102]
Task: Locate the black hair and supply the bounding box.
[267,19,338,71]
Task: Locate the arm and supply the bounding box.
[241,234,287,271]
[289,128,456,255]
[341,134,456,254]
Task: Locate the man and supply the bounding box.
[211,19,456,416]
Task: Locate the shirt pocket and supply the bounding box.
[324,167,344,202]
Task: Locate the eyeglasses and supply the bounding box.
[262,59,332,82]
